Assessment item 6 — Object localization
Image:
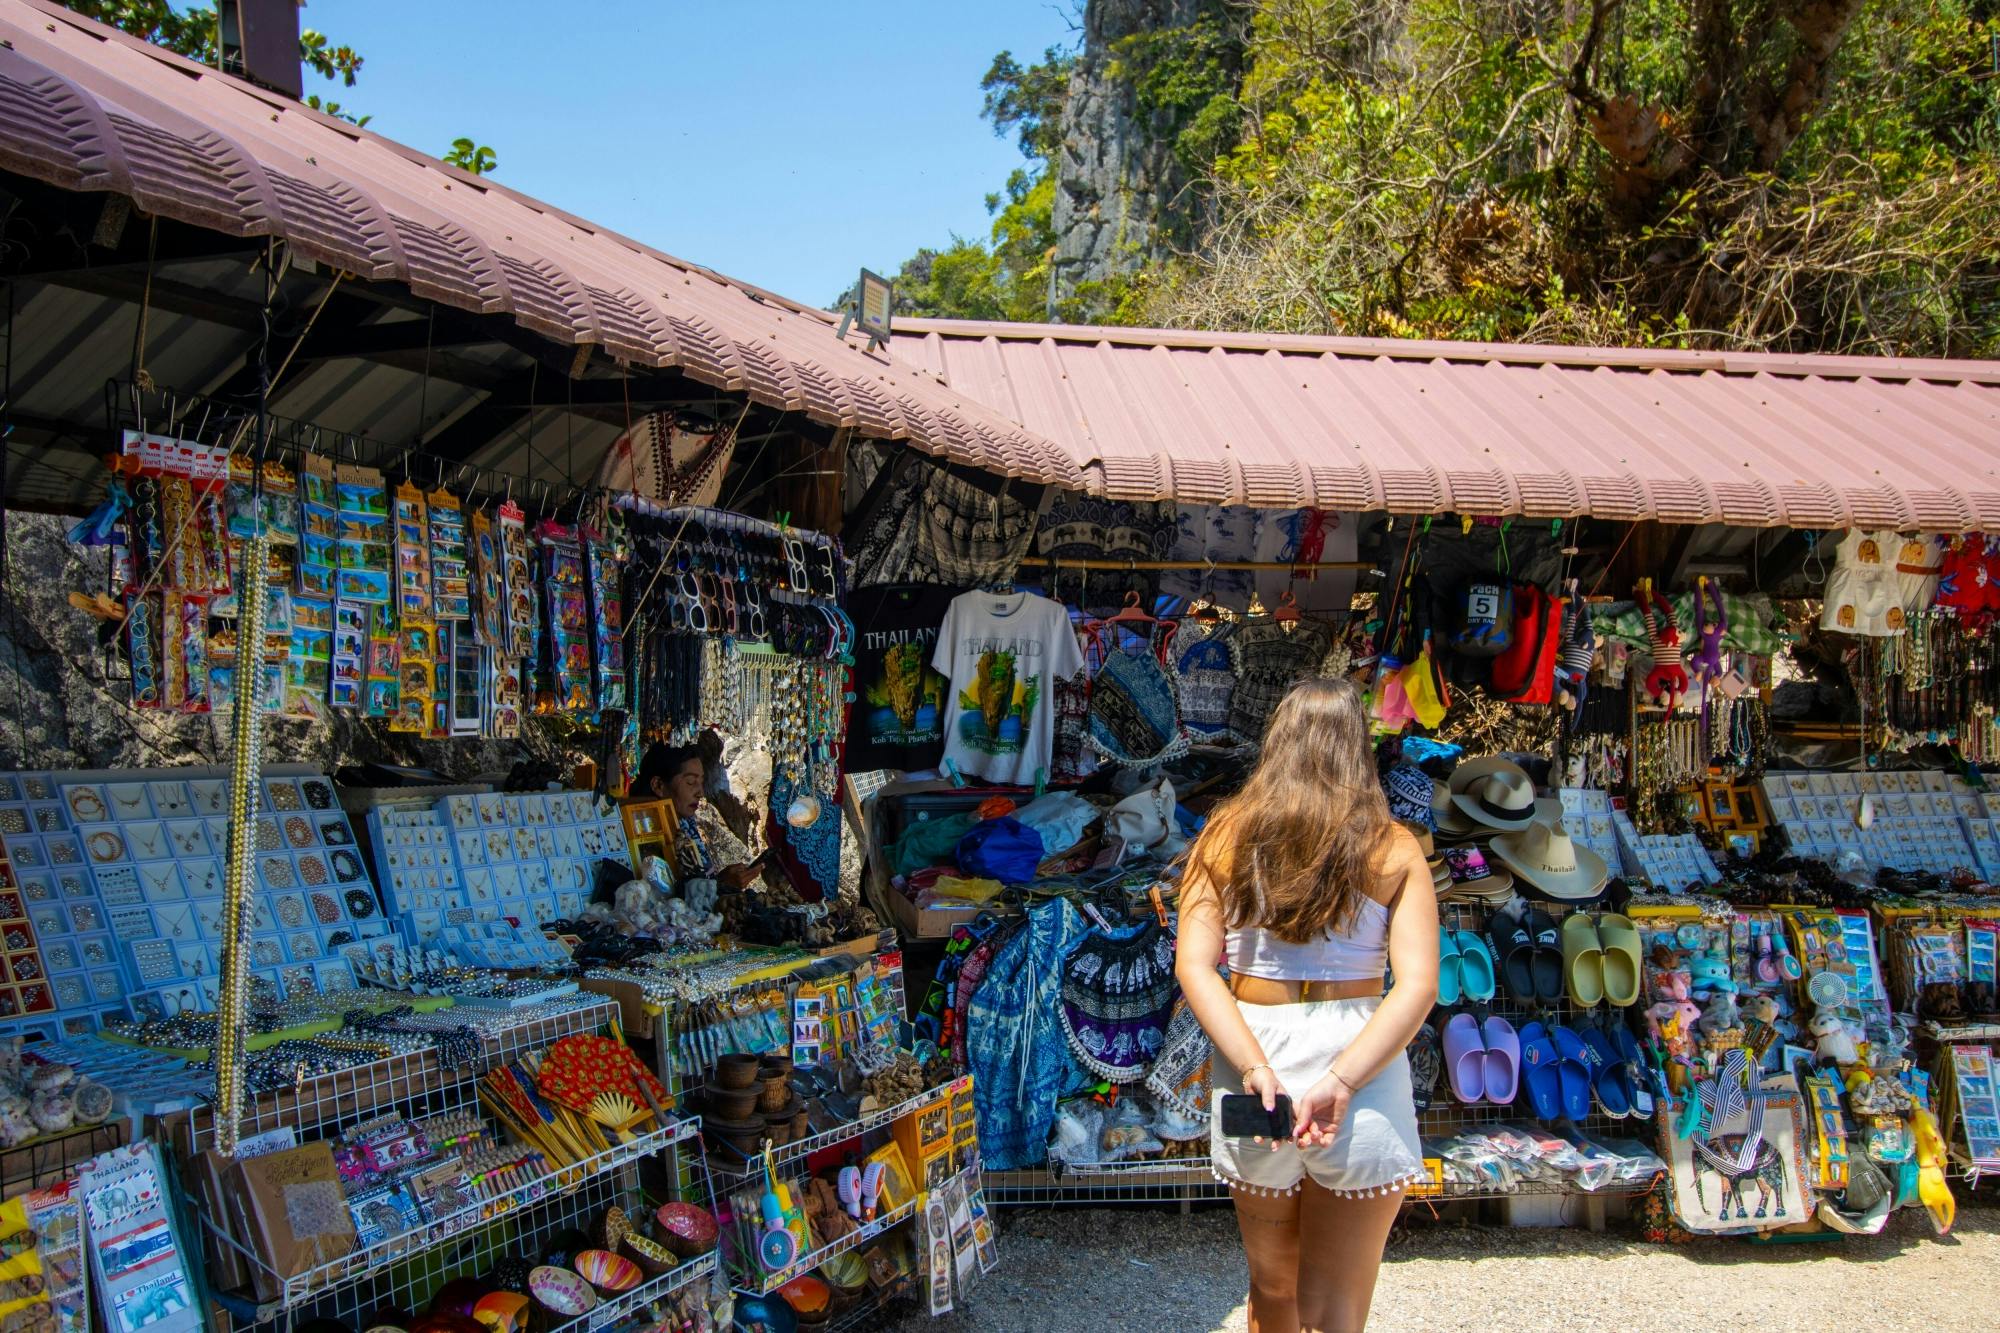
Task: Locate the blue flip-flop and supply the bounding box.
[1577,1023,1632,1119]
[1549,1025,1594,1121]
[1455,930,1497,1004]
[1611,1022,1658,1120]
[1437,927,1464,1007]
[1516,1021,1563,1121]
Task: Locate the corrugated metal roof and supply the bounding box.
[892,319,2000,529]
[0,0,1078,489]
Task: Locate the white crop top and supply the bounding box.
[1225,897,1390,982]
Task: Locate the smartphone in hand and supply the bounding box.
[1218,1093,1294,1139]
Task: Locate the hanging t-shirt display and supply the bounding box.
[847,583,959,772]
[932,590,1084,785]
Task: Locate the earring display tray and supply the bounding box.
[0,767,377,1029]
[365,790,617,967]
[1761,770,1984,876]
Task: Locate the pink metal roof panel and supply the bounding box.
[0,0,1075,487]
[893,319,2000,528]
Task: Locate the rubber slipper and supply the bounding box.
[1610,1023,1657,1120]
[1549,1025,1594,1121]
[1522,907,1564,1002]
[1437,927,1464,1007]
[1516,1021,1562,1120]
[1480,1015,1519,1105]
[1561,912,1605,1008]
[1455,930,1497,1004]
[1577,1023,1631,1118]
[1487,905,1537,1001]
[1442,1011,1486,1104]
[1409,1023,1442,1111]
[1595,912,1643,1007]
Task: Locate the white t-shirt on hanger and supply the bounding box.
[931,590,1084,786]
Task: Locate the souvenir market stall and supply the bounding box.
[0,397,1000,1328]
[844,454,1998,1235]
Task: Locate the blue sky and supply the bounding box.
[314,1,1078,308]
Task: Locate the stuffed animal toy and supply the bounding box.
[1696,990,1743,1041]
[1687,950,1734,998]
[1688,577,1728,685]
[1810,1010,1861,1066]
[1645,959,1701,1053]
[1636,579,1688,711]
[1554,579,1596,719]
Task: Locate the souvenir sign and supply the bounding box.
[333,463,391,605]
[536,520,593,719]
[468,506,507,649]
[428,487,471,622]
[497,501,536,660]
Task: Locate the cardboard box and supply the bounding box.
[227,1141,357,1301]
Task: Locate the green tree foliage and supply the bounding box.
[444,138,498,177]
[1135,0,2000,356]
[60,2,366,121]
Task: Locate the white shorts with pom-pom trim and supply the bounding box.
[1210,996,1424,1198]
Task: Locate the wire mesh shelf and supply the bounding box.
[708,1081,960,1182]
[1420,1169,1666,1201]
[735,1198,918,1296]
[543,1251,718,1333]
[0,1121,124,1195]
[212,1117,699,1324]
[985,1156,1228,1208]
[822,1284,916,1332]
[174,996,623,1155]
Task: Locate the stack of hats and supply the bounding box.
[1392,756,1610,906]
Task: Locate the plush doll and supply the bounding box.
[1687,949,1734,998]
[1636,579,1688,711]
[1810,1010,1861,1066]
[1554,579,1596,719]
[1696,989,1742,1039]
[1688,577,1728,685]
[1645,958,1701,1052]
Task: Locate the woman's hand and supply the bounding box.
[717,862,761,890]
[1242,1064,1289,1150]
[1292,1068,1355,1147]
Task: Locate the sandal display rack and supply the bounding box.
[1418,898,1668,1205]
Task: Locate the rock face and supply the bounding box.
[1051,0,1210,305]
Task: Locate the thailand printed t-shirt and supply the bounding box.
[846,583,958,772]
[931,589,1083,785]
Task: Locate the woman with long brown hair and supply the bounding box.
[1176,678,1438,1332]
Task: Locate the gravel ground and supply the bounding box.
[889,1198,1999,1332]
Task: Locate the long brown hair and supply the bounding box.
[1183,677,1394,943]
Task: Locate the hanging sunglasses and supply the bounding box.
[783,536,811,592]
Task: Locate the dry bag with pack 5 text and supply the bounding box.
[1451,580,1515,657]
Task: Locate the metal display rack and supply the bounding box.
[707,1082,958,1184]
[166,996,622,1157]
[986,1157,1228,1209]
[174,995,717,1331]
[736,1199,919,1297]
[542,1251,719,1332]
[214,1119,701,1321]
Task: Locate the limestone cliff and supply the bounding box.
[1052,0,1198,301]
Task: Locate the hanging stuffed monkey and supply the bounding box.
[1688,576,1728,685]
[1554,579,1596,720]
[1636,579,1688,711]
